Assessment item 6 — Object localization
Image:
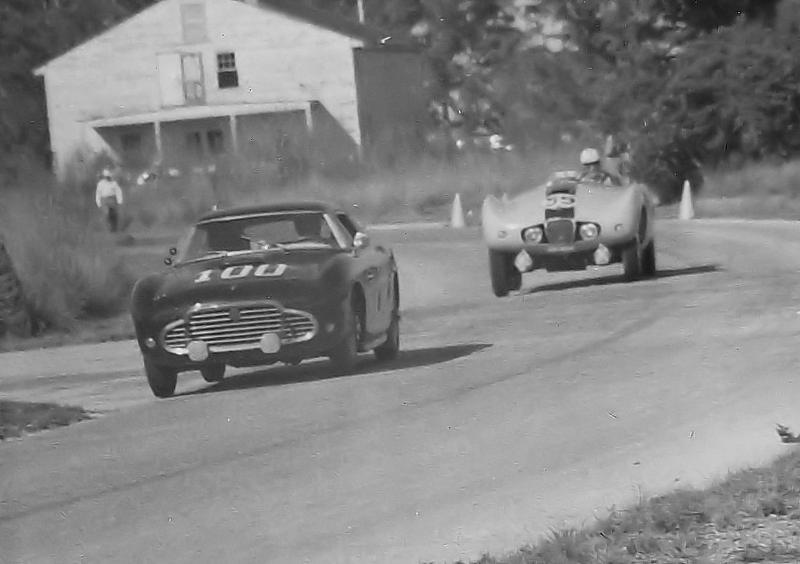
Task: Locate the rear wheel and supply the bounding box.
[641,239,657,277]
[489,249,521,297]
[144,358,178,398]
[329,296,362,374]
[622,242,641,282]
[200,364,226,383]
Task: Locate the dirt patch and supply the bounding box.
[0,399,92,440]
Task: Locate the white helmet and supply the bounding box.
[579,148,600,165]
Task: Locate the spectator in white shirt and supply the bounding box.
[95,168,124,232]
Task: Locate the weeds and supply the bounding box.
[0,399,90,439]
[462,449,800,564]
[123,148,581,229]
[0,171,134,332]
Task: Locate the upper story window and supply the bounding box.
[217,52,239,88]
[181,3,207,44]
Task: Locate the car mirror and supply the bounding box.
[353,232,370,252]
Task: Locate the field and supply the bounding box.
[2,152,800,351]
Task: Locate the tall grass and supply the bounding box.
[682,159,800,220]
[0,168,134,332]
[125,147,580,229]
[703,160,800,199]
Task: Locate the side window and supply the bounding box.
[336,213,359,238]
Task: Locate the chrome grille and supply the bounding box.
[160,304,317,353]
[545,219,575,246]
[163,322,189,351]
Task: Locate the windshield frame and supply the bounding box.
[175,210,353,265]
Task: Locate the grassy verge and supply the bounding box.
[0,399,91,440]
[451,448,800,564]
[0,169,135,335]
[681,160,800,220]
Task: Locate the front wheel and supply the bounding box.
[489,249,521,297]
[329,298,362,374]
[144,358,178,398]
[622,242,641,282]
[641,239,657,277]
[374,312,400,362]
[200,364,226,383]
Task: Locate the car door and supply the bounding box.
[336,212,392,337]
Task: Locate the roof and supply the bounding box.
[254,0,388,43]
[34,0,397,76]
[198,201,337,222]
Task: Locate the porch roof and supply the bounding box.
[85,101,313,128]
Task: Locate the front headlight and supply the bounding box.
[579,223,599,240]
[522,226,544,243]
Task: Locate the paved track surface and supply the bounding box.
[2,219,800,563]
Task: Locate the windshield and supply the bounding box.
[177,211,345,263]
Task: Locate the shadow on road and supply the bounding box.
[181,343,492,396]
[522,264,721,295]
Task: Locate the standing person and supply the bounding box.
[95,168,124,232]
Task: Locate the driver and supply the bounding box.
[579,148,620,185]
[293,214,325,241]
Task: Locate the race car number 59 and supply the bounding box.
[193,264,287,284]
[544,194,576,210]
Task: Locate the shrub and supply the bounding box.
[0,171,134,332]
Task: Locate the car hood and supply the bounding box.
[145,248,348,310]
[501,182,638,225]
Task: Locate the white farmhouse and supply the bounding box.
[33,0,431,178]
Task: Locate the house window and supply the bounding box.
[181,3,207,44]
[217,52,238,88]
[121,132,142,154]
[207,130,225,154]
[186,131,203,159]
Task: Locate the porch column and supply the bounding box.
[154,121,163,161]
[304,103,314,132]
[229,114,239,154]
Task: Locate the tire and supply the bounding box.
[144,357,178,398]
[375,277,400,362]
[489,249,521,297]
[329,297,362,374]
[200,364,226,383]
[374,313,400,362]
[622,242,642,282]
[641,239,657,277]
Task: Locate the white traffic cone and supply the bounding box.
[450,193,466,228]
[679,180,694,220]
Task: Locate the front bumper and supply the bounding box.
[134,296,348,370]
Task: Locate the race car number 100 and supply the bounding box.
[193,264,287,284]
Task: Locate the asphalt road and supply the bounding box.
[2,219,800,564]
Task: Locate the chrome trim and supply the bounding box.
[158,301,319,356]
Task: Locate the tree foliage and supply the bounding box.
[2,0,799,202]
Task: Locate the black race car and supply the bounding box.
[130,202,400,397]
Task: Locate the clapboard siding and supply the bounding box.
[39,0,362,172]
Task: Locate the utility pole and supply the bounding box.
[357,0,365,24]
